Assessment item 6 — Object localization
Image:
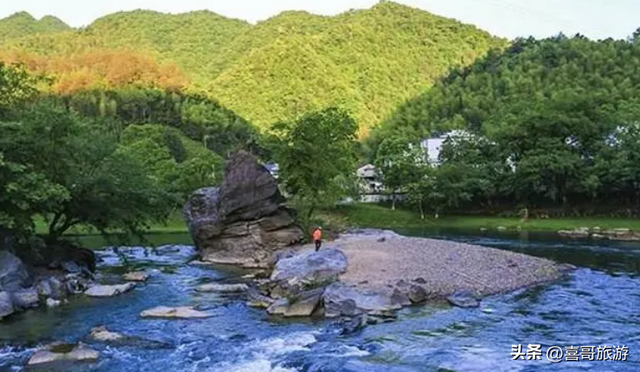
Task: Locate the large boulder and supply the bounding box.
[0,251,30,292]
[268,248,348,297]
[11,288,40,309]
[0,291,14,319]
[185,151,304,267]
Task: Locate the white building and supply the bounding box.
[356,164,384,194]
[419,130,474,166]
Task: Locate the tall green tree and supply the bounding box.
[273,107,358,225]
[374,136,423,209]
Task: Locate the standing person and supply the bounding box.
[313,226,323,252]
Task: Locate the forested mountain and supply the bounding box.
[371,34,640,214]
[0,12,70,43]
[374,34,640,141]
[0,1,505,133]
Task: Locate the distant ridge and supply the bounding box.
[0,2,506,133]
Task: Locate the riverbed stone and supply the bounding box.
[0,251,29,292]
[322,283,404,318]
[247,287,275,308]
[11,288,39,309]
[123,271,150,282]
[185,151,304,267]
[0,291,14,319]
[28,343,99,365]
[85,283,136,297]
[266,298,289,315]
[90,326,125,342]
[195,283,248,293]
[61,260,82,274]
[89,326,172,348]
[447,290,481,308]
[140,306,213,319]
[46,298,62,307]
[283,288,324,317]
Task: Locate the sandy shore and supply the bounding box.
[301,230,570,297]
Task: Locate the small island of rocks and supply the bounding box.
[184,151,573,323]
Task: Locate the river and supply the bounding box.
[1,230,639,371]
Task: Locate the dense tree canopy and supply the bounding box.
[272,107,359,224]
[0,62,246,248]
[372,35,640,216]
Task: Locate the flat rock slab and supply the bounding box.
[89,326,172,348]
[28,343,99,365]
[122,271,150,282]
[85,283,136,297]
[335,234,570,298]
[140,306,213,319]
[195,283,248,293]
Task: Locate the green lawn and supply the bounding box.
[34,203,640,238]
[321,203,640,232]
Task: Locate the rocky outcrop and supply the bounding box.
[185,151,303,268]
[140,306,213,319]
[0,251,30,292]
[28,343,99,365]
[84,283,136,298]
[0,251,95,321]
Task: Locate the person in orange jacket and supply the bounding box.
[313,226,323,252]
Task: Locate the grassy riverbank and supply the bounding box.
[35,203,640,237]
[316,204,640,233]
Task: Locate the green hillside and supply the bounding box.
[0,12,70,43]
[210,1,506,132]
[0,2,504,133]
[373,34,640,142]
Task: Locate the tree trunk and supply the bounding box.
[419,202,425,220]
[391,193,396,210]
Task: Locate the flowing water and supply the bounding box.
[1,230,639,372]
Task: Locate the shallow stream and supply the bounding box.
[1,230,639,371]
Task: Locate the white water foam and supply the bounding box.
[221,359,298,372]
[334,345,371,357]
[0,345,36,371]
[207,331,318,372]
